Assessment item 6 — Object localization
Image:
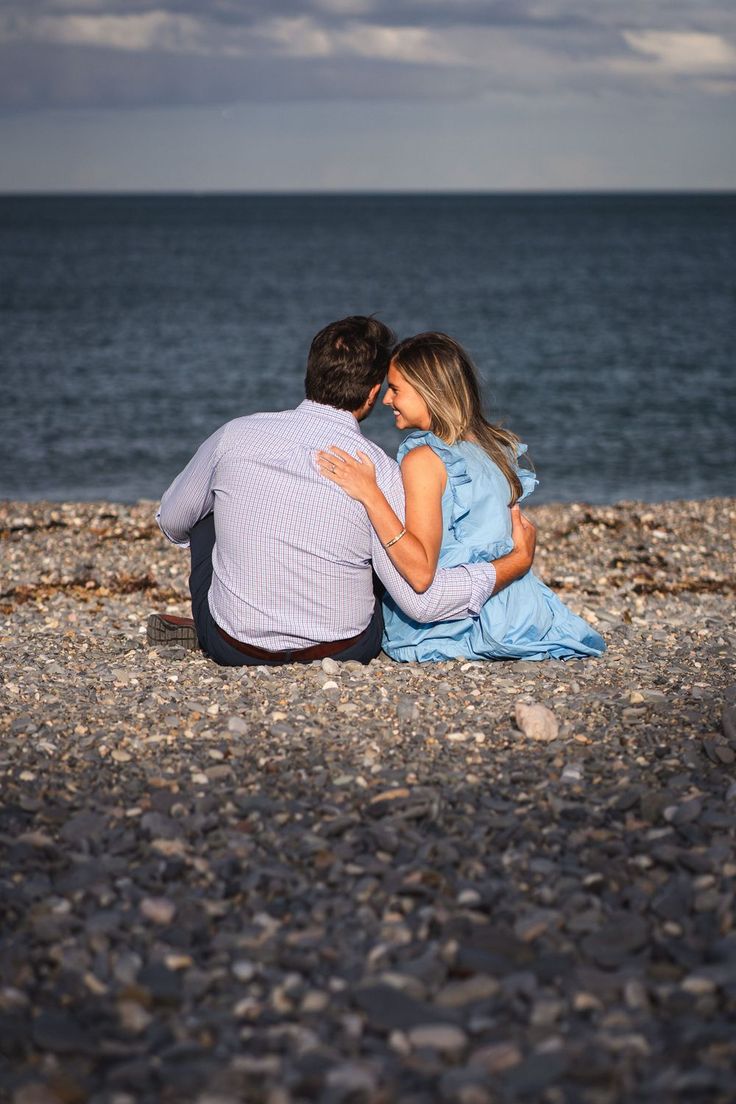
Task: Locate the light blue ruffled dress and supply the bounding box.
[382,431,606,663]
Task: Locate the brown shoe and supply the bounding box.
[147,613,199,650]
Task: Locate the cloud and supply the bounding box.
[256,17,458,65]
[0,11,205,53]
[622,30,736,74]
[0,0,734,110]
[0,10,463,65]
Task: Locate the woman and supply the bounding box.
[317,332,605,663]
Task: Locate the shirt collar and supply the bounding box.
[298,399,360,430]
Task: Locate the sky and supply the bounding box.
[1,1,735,192]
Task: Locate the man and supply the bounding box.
[149,316,536,665]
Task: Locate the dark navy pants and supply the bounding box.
[188,514,384,666]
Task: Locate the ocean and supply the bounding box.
[0,193,734,505]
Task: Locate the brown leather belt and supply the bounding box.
[216,622,369,663]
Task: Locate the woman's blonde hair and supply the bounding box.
[391,332,526,505]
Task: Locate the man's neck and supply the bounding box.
[301,399,360,423]
[301,396,375,422]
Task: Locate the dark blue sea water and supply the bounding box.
[0,194,734,504]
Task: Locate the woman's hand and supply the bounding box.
[317,442,443,594]
[316,446,379,505]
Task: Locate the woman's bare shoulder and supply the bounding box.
[400,443,445,473]
[400,444,447,493]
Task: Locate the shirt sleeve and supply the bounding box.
[371,468,496,623]
[156,424,226,546]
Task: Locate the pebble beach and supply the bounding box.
[1,496,735,1104]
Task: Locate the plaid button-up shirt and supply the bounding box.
[157,401,496,650]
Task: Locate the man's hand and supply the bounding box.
[491,505,537,595]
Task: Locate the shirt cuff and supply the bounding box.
[461,562,497,615]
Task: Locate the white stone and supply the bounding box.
[456,888,482,907]
[436,975,500,1007]
[389,1030,411,1056]
[227,716,248,735]
[139,896,176,925]
[469,1041,522,1073]
[515,701,559,742]
[681,974,717,995]
[300,989,330,1013]
[530,997,564,1027]
[118,999,153,1034]
[408,1024,468,1056]
[561,762,584,784]
[573,991,603,1012]
[231,960,256,982]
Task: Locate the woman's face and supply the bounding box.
[383,362,432,431]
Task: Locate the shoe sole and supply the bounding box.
[146,614,200,651]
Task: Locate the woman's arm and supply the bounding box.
[317,444,447,592]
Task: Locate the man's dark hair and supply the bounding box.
[305,316,396,411]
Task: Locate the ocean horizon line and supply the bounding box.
[1,188,735,199]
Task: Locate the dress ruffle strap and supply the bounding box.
[516,444,539,502]
[397,430,474,540]
[397,433,539,528]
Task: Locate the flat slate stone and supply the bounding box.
[354,985,455,1031]
[136,963,183,1003]
[59,811,107,844]
[581,915,649,968]
[31,1011,90,1054]
[503,1051,569,1096]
